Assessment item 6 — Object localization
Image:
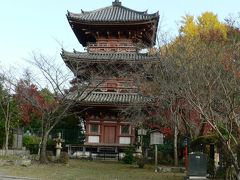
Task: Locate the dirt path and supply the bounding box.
[0,175,37,180]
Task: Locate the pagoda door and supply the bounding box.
[104,126,116,144]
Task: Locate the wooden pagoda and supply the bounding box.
[61,0,159,153]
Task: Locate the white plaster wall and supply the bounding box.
[88,136,99,143]
[119,137,131,144]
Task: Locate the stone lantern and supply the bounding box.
[137,128,147,154]
[54,132,65,160]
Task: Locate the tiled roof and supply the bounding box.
[67,0,159,23]
[61,50,160,62]
[68,91,154,105]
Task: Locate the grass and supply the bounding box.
[0,160,185,180]
[0,155,22,160]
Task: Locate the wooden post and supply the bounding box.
[155,144,158,172]
[83,146,86,156]
[150,130,163,173]
[184,144,188,170]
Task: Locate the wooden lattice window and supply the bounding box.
[121,125,130,135]
[90,124,99,133]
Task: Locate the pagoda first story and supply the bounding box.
[84,109,135,146]
[63,70,156,158]
[62,51,159,156]
[61,0,159,158]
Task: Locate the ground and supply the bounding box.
[0,160,185,180]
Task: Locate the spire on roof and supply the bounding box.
[112,0,122,6]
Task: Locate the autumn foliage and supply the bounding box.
[180,12,227,42]
[15,80,56,125]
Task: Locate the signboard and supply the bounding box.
[150,131,163,145]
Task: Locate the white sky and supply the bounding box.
[0,0,239,69]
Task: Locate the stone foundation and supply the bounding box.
[157,166,186,173]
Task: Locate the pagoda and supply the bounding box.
[61,0,159,153]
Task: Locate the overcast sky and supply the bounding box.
[0,0,239,68]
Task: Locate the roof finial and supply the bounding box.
[112,0,122,6]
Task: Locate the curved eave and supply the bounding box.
[74,102,152,108]
[61,50,160,63]
[152,15,160,46]
[75,6,159,17]
[67,13,159,25]
[60,50,76,73]
[66,7,159,24]
[75,100,154,107]
[67,91,156,107]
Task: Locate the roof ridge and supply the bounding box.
[68,5,112,16]
[113,3,156,17]
[81,5,112,14]
[67,2,158,18]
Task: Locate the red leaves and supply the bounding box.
[15,80,56,125]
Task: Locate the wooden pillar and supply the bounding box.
[116,121,120,144]
[131,126,135,144]
[100,119,103,143]
[85,120,89,143]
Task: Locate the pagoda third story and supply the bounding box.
[61,1,159,149]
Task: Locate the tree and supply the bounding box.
[140,12,240,175]
[180,12,227,42]
[14,53,83,163]
[0,74,21,153]
[15,51,118,163]
[161,33,240,178]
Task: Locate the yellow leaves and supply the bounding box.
[180,12,228,42]
[181,15,198,38]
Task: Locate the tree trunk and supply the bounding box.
[237,172,240,180]
[5,132,9,150]
[39,132,49,163]
[4,117,10,156]
[224,140,240,180]
[4,129,9,156]
[174,123,178,166]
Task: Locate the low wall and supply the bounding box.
[0,149,30,156]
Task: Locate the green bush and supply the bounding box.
[190,135,220,152]
[158,143,173,155]
[23,135,41,146]
[123,146,135,164]
[23,135,41,154]
[58,152,69,164]
[237,144,240,167]
[0,128,4,148]
[148,143,174,166]
[157,151,174,165]
[135,155,147,168]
